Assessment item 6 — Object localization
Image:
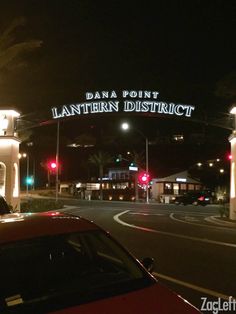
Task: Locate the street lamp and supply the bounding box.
[121,122,149,203]
[229,105,236,220]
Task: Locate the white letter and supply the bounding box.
[110,90,117,98]
[185,105,195,117]
[174,105,185,116]
[130,91,137,98]
[86,92,93,100]
[70,104,81,116]
[51,107,61,119]
[152,91,159,99]
[102,91,109,98]
[109,101,119,112]
[124,101,135,112]
[123,90,129,98]
[94,92,101,99]
[91,102,99,112]
[144,91,151,98]
[61,105,71,117]
[141,102,149,112]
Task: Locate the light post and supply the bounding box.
[56,120,60,202]
[121,122,149,204]
[18,152,30,197]
[229,106,236,220]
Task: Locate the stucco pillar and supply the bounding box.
[0,110,20,211]
[229,131,236,220]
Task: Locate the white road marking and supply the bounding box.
[153,272,235,301]
[205,216,236,227]
[113,210,236,248]
[170,213,209,228]
[184,216,200,222]
[129,212,165,216]
[170,213,236,232]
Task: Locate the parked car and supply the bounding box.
[0,195,11,215]
[174,191,211,206]
[0,212,200,313]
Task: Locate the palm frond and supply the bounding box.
[0,40,42,69]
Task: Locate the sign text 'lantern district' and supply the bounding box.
[51,90,195,119]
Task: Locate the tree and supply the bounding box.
[0,17,42,72]
[215,71,236,103]
[89,151,112,200]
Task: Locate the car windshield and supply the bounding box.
[0,230,153,313]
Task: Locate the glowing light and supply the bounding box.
[197,162,202,167]
[220,169,224,173]
[230,107,236,114]
[121,122,129,131]
[209,163,213,167]
[51,162,57,169]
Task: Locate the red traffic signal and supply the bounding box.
[138,172,150,184]
[48,161,58,170]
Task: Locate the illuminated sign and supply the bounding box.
[176,178,187,182]
[51,90,195,119]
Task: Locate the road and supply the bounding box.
[58,199,236,312]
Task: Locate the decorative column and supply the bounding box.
[229,131,236,220]
[0,110,20,211]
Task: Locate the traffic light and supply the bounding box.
[50,162,57,169]
[129,162,138,171]
[48,161,58,172]
[115,154,122,163]
[25,176,34,185]
[138,172,150,184]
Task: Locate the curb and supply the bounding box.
[205,216,236,228]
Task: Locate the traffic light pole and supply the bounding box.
[145,137,149,204]
[26,154,29,197]
[56,120,60,202]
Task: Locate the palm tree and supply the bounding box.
[89,151,112,200]
[0,17,42,71]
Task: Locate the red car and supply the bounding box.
[0,212,200,313]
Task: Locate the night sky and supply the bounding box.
[0,1,236,183]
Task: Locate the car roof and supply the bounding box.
[0,212,99,245]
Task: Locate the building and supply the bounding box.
[151,171,202,203]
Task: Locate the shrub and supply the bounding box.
[219,203,229,218]
[21,199,64,213]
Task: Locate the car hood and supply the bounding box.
[49,282,200,314]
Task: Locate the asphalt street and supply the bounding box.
[42,199,236,312]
